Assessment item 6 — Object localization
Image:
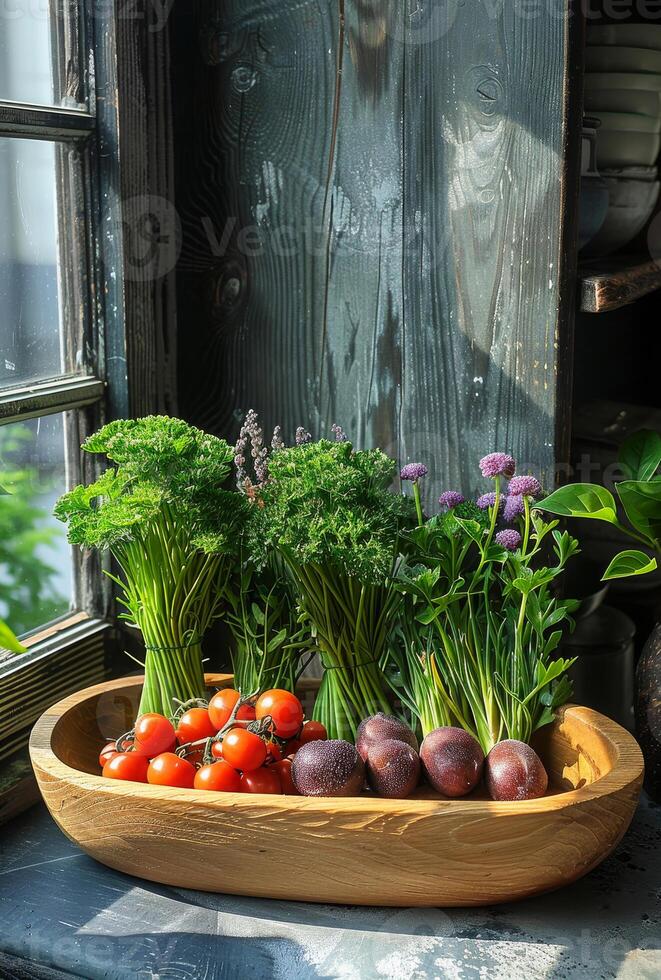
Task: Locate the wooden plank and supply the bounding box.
[90,1,178,420]
[0,102,94,140]
[173,2,572,500]
[0,377,105,423]
[0,619,112,768]
[115,2,179,418]
[555,1,585,473]
[0,951,76,980]
[0,751,41,827]
[580,257,661,313]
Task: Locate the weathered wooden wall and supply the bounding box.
[172,0,573,500]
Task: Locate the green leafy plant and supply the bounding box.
[224,556,312,695]
[540,429,661,580]
[0,425,68,635]
[55,416,247,716]
[243,425,416,740]
[392,458,579,753]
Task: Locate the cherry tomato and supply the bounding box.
[194,761,242,792]
[176,707,216,744]
[255,690,304,739]
[221,729,267,772]
[133,713,177,757]
[99,742,120,769]
[285,739,302,758]
[180,744,205,767]
[103,752,149,783]
[208,689,256,729]
[240,767,282,794]
[300,721,328,744]
[211,741,224,760]
[147,752,196,788]
[265,738,284,763]
[270,758,298,795]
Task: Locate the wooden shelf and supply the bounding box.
[580,256,661,313]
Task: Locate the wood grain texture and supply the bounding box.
[0,619,111,769]
[172,2,573,500]
[0,951,76,980]
[30,674,643,908]
[93,0,178,419]
[580,256,661,313]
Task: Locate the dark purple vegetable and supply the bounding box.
[420,727,484,797]
[291,739,365,797]
[366,738,421,799]
[355,713,418,762]
[485,739,548,801]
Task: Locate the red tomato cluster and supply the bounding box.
[100,688,327,795]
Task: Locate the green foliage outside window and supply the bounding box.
[0,424,68,638]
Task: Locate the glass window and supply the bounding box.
[0,4,54,106]
[0,413,72,637]
[0,138,62,388]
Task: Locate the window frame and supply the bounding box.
[0,2,125,785]
[0,1,178,816]
[0,2,118,634]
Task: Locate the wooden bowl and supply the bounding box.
[29,675,644,907]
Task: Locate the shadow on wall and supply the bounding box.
[172,0,567,504]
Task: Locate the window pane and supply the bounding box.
[0,5,54,106]
[0,413,72,637]
[0,138,63,388]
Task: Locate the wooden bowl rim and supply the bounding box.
[30,673,644,816]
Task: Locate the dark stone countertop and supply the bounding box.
[0,800,659,979]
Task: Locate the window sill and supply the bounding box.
[0,614,115,767]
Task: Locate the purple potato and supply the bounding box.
[291,739,365,797]
[485,740,549,801]
[366,738,421,799]
[420,727,484,797]
[355,713,418,762]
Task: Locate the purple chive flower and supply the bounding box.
[476,492,498,510]
[295,426,311,445]
[479,453,516,479]
[508,475,542,498]
[439,490,465,509]
[496,529,522,552]
[503,494,525,523]
[331,423,347,443]
[400,462,428,482]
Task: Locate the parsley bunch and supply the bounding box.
[55,417,246,717]
[246,438,416,739]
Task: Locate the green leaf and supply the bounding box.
[619,429,661,482]
[0,619,26,654]
[616,480,661,546]
[552,529,580,567]
[511,567,556,595]
[539,484,619,525]
[543,630,563,657]
[0,482,10,496]
[525,591,542,631]
[543,606,573,630]
[266,627,287,653]
[251,602,265,626]
[452,517,484,543]
[602,549,658,581]
[533,706,556,731]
